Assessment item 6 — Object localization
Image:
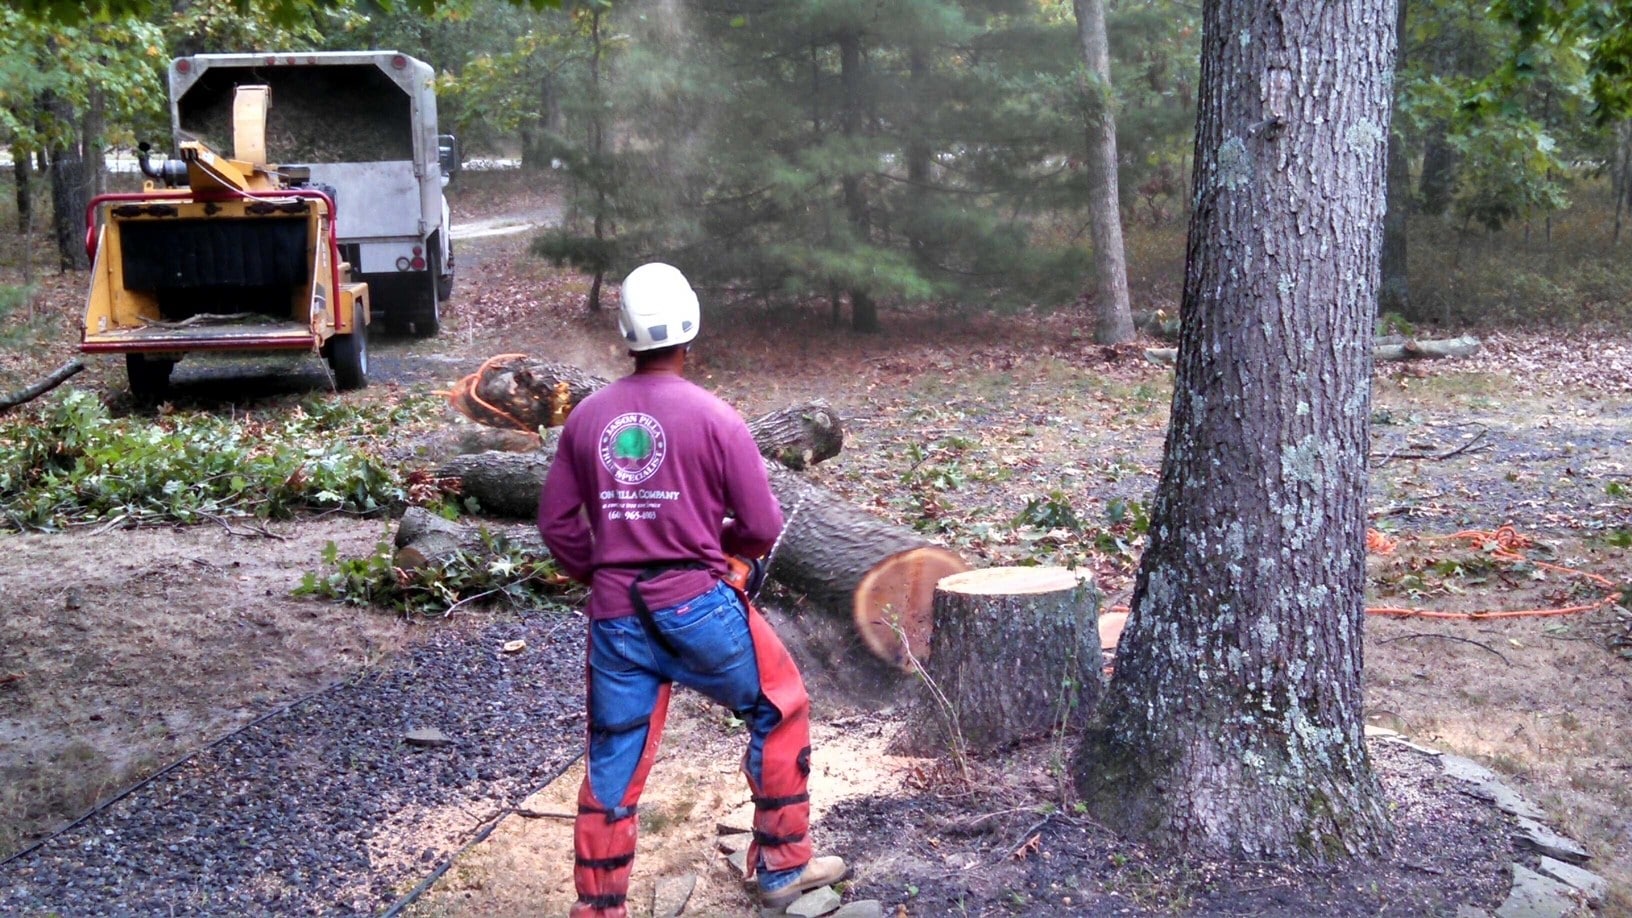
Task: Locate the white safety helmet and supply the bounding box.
[618,262,700,352]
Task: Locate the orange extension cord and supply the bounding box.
[1105,525,1624,623]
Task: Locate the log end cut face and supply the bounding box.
[853,547,969,669]
[937,566,1093,596]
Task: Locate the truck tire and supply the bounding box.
[327,301,369,390]
[125,354,173,402]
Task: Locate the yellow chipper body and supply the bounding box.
[81,86,371,398]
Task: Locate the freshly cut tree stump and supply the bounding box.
[913,566,1103,754]
[764,464,968,668]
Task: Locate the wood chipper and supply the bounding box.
[80,85,370,399]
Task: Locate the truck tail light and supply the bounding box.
[391,55,408,70]
[175,58,191,74]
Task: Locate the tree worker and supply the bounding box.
[537,262,848,917]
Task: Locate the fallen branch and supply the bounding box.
[1377,631,1510,665]
[1373,424,1490,466]
[1144,335,1483,367]
[0,360,85,413]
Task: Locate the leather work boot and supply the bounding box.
[758,855,851,909]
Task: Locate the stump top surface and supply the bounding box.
[938,566,1091,595]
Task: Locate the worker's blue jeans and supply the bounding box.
[586,580,801,891]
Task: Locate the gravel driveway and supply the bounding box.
[0,612,585,916]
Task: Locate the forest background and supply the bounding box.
[5,0,1632,337]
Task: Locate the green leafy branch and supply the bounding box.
[0,390,424,531]
[295,533,580,618]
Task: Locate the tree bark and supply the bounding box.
[1074,0,1136,345]
[903,567,1103,755]
[393,505,546,570]
[13,144,32,236]
[1075,0,1395,860]
[436,450,556,519]
[838,31,879,334]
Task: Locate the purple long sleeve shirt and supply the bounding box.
[537,371,784,620]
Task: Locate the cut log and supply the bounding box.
[393,505,546,570]
[764,464,968,669]
[902,566,1103,755]
[745,400,845,471]
[456,355,610,431]
[407,424,543,467]
[1146,335,1481,366]
[435,449,555,519]
[1373,334,1481,361]
[409,449,969,671]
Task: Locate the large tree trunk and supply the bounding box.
[901,567,1103,756]
[1378,0,1411,319]
[1075,0,1395,860]
[838,31,879,334]
[1074,0,1136,345]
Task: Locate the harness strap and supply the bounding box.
[752,792,810,810]
[628,561,710,658]
[575,853,634,870]
[753,827,808,848]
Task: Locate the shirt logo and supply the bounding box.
[598,412,667,485]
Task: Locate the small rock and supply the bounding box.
[1440,757,1547,820]
[727,848,749,877]
[403,727,455,748]
[1362,724,1400,738]
[717,832,755,854]
[1534,856,1607,904]
[1513,817,1591,865]
[717,822,751,835]
[652,874,697,918]
[1494,863,1581,918]
[1441,754,1502,785]
[831,901,885,918]
[785,886,842,917]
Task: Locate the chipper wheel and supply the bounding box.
[326,301,369,390]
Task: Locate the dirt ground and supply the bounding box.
[2,170,1629,914]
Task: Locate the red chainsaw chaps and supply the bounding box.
[571,682,672,918]
[742,602,814,877]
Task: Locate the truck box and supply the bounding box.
[169,51,455,336]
